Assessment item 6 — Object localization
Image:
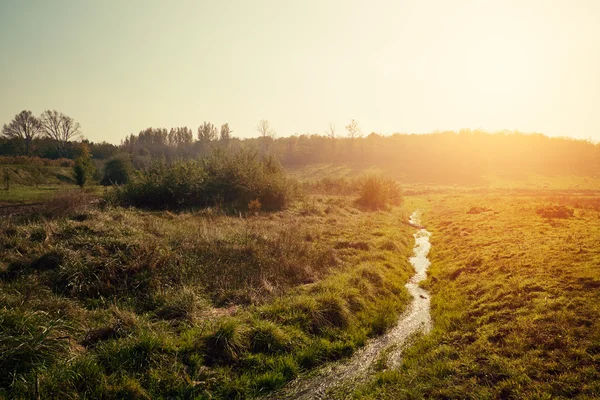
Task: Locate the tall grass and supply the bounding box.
[0,193,412,399]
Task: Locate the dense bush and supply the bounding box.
[356,175,402,210]
[114,150,297,211]
[101,156,133,185]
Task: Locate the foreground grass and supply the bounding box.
[0,194,413,399]
[350,191,600,399]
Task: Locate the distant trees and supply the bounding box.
[168,127,194,147]
[197,122,218,143]
[1,110,43,155]
[220,123,232,144]
[40,110,82,157]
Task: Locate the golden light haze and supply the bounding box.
[0,0,599,142]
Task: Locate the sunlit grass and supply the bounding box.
[0,193,414,398]
[348,191,600,399]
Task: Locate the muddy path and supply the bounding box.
[266,211,432,399]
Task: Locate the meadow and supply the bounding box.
[0,176,414,399]
[347,189,600,399]
[1,148,600,399]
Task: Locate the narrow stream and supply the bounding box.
[267,211,432,399]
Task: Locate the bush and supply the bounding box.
[114,149,297,211]
[536,205,574,219]
[41,190,95,219]
[101,156,133,186]
[356,175,402,210]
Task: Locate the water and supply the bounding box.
[266,211,433,399]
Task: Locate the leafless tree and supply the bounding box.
[256,119,275,153]
[1,110,43,155]
[345,119,362,141]
[326,123,336,140]
[326,123,337,161]
[40,110,81,157]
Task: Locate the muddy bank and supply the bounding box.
[267,211,432,399]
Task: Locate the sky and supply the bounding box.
[1,0,600,143]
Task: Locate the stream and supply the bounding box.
[267,211,433,399]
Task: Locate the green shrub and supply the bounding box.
[73,145,95,187]
[113,149,297,211]
[356,175,402,210]
[73,160,89,187]
[101,155,133,185]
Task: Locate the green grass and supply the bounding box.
[349,190,600,399]
[0,185,104,206]
[0,193,414,399]
[0,186,64,204]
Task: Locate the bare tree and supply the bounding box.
[326,123,337,161]
[256,119,275,153]
[40,110,81,157]
[1,110,43,155]
[326,123,336,140]
[345,119,362,141]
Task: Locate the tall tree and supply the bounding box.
[1,110,42,155]
[198,122,218,143]
[40,110,81,157]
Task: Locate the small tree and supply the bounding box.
[73,144,93,187]
[1,110,43,156]
[327,123,337,161]
[345,119,362,141]
[256,119,275,154]
[345,119,362,159]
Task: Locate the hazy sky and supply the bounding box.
[1,0,599,143]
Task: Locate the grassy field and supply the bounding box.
[348,190,600,399]
[0,191,414,399]
[0,163,79,205]
[288,163,600,191]
[2,160,599,399]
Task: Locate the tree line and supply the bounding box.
[1,110,82,157]
[2,110,599,183]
